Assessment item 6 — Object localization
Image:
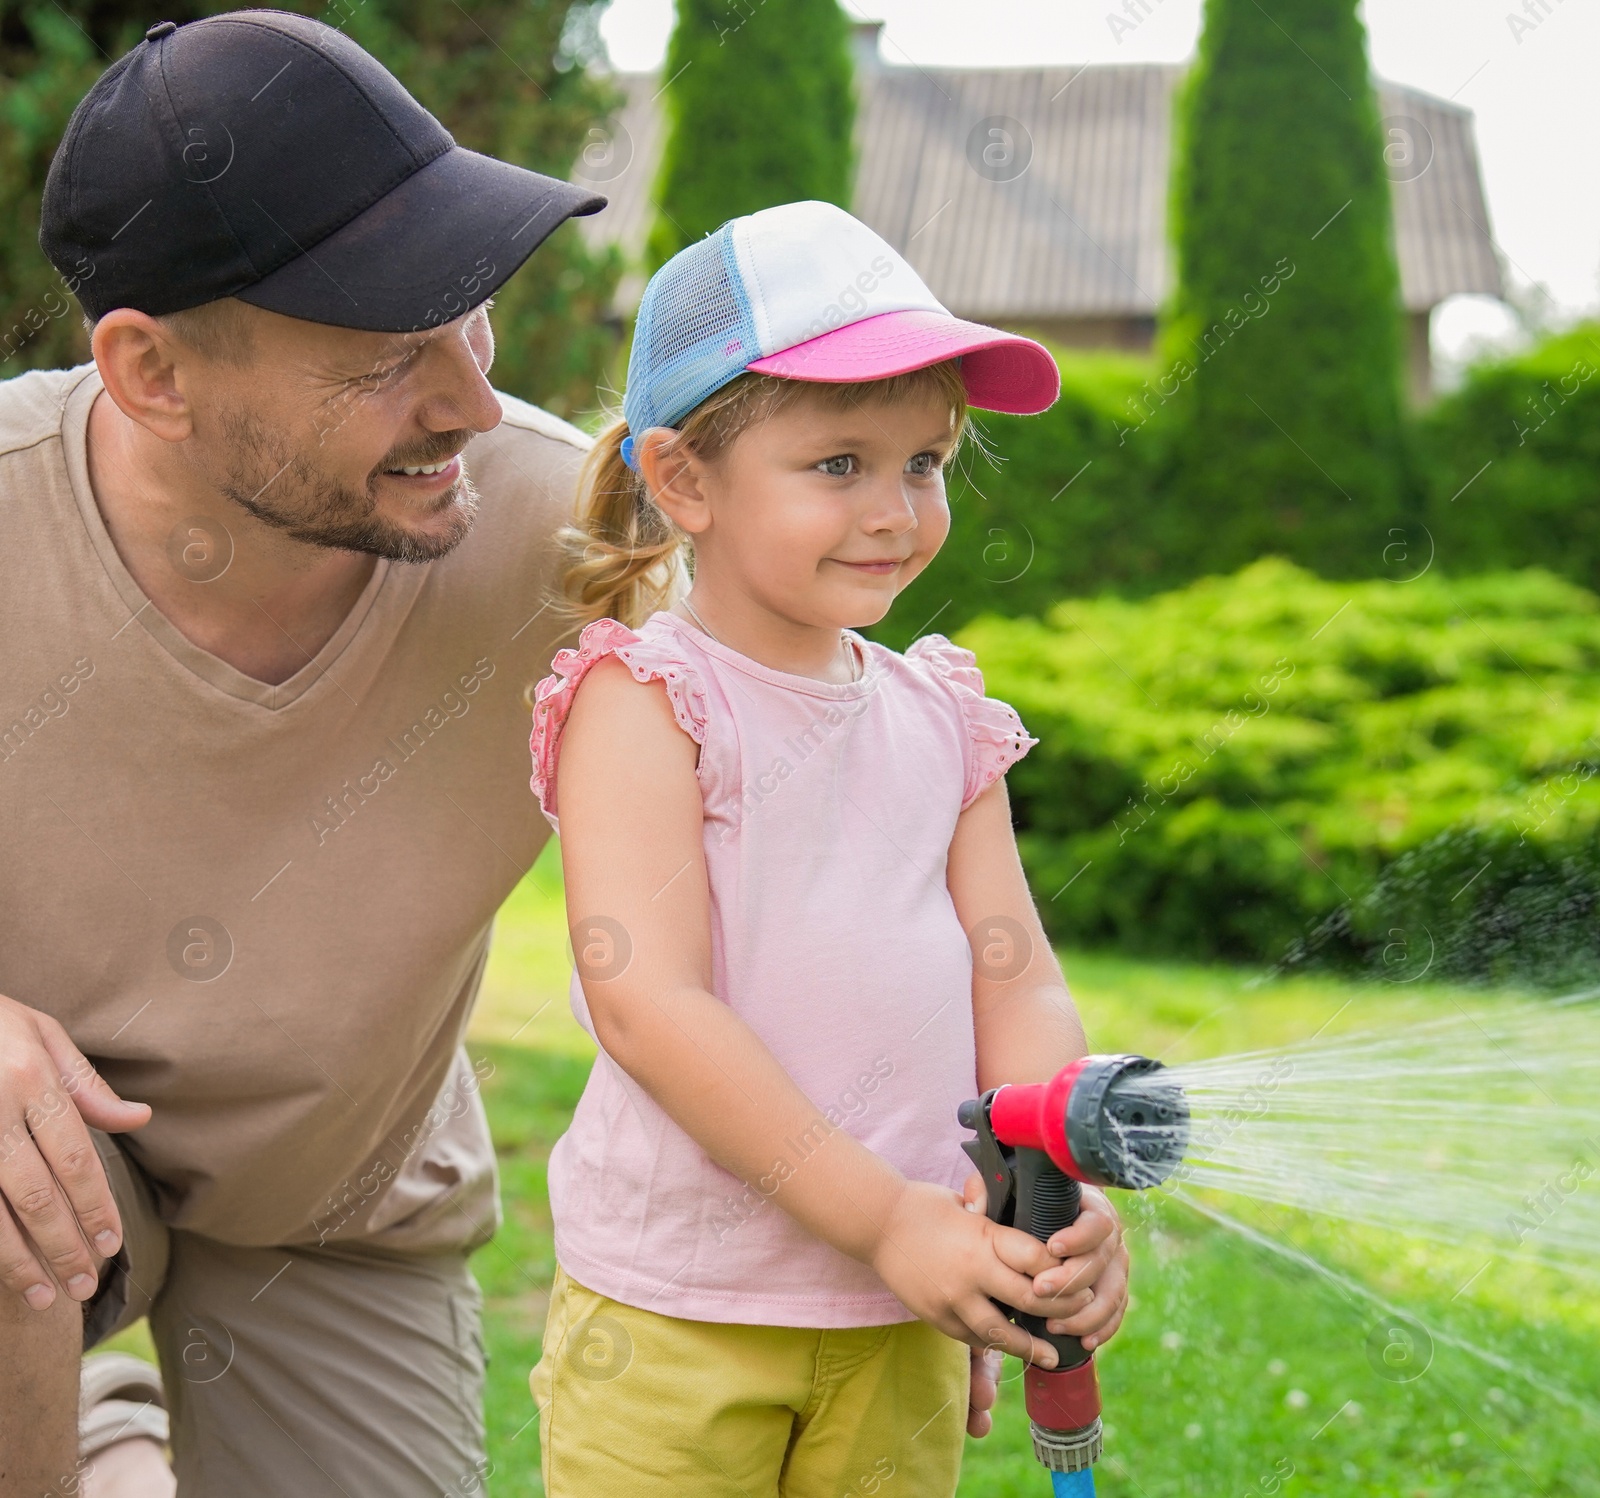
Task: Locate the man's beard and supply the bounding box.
[215,407,480,563]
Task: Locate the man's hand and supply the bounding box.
[0,994,150,1310]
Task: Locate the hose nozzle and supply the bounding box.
[983,1054,1190,1190]
[958,1056,1188,1487]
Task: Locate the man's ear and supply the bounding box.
[636,427,712,536]
[91,310,195,443]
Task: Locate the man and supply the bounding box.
[1,11,1126,1494]
[0,12,602,1494]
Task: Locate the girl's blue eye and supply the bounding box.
[906,452,938,477]
[818,455,854,477]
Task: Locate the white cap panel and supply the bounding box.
[734,201,946,358]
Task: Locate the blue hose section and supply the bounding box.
[1051,1468,1096,1498]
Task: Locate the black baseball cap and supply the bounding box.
[40,10,606,332]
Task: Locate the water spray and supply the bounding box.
[1109,996,1600,1275]
[960,1055,1191,1495]
[955,999,1600,1488]
[1102,997,1600,1422]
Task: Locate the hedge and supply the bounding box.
[960,558,1600,985]
[1418,323,1600,593]
[870,317,1600,662]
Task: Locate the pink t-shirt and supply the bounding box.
[528,612,1036,1327]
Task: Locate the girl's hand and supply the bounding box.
[1031,1185,1129,1351]
[966,1345,1002,1438]
[868,1179,1082,1368]
[961,1174,1003,1437]
[954,1172,1122,1438]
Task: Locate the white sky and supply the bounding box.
[598,0,1600,376]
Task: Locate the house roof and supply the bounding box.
[575,59,1504,321]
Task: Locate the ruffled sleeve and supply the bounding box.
[528,617,710,828]
[906,634,1038,809]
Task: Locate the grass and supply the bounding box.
[108,843,1600,1494]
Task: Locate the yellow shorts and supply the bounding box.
[530,1264,969,1497]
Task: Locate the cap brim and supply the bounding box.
[745,309,1060,415]
[236,147,605,333]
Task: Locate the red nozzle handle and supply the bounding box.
[989,1058,1093,1181]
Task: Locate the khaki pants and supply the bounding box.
[86,1131,493,1498]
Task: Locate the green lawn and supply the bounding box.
[111,844,1600,1494]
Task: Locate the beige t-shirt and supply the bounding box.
[0,365,583,1250]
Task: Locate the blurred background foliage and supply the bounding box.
[966,560,1600,981]
[5,0,1600,979]
[1416,324,1600,584]
[648,0,854,266]
[881,316,1600,652]
[1163,0,1412,575]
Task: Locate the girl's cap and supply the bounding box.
[620,200,1059,467]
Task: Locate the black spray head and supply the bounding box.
[1065,1054,1191,1190]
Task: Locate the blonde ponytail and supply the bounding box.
[555,419,690,633]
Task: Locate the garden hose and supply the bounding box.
[959,1055,1191,1488]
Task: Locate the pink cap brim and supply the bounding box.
[745,308,1060,415]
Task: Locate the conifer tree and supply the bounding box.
[650,0,855,266]
[1164,0,1411,570]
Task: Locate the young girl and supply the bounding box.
[527,201,1129,1495]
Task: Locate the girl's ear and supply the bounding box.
[637,427,712,536]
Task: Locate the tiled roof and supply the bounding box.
[575,61,1503,318]
[1380,82,1507,310]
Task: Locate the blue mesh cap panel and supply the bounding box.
[623,225,761,434]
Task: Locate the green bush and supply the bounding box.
[649,0,855,267]
[1418,323,1600,592]
[962,558,1600,983]
[0,1,622,416]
